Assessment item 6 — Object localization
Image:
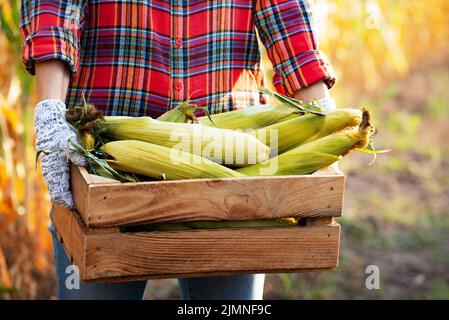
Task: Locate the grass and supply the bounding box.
[413,279,449,300]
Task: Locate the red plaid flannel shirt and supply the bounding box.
[21,0,336,117]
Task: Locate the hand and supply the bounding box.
[35,99,87,209]
[293,81,336,113]
[311,97,336,113]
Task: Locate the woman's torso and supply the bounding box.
[67,0,265,117]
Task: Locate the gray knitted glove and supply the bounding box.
[35,99,87,209]
[312,97,336,113]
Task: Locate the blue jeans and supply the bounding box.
[50,223,265,300]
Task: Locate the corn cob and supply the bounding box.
[101,140,244,180]
[237,109,372,176]
[132,218,299,231]
[82,133,95,150]
[269,112,300,124]
[304,108,362,142]
[255,114,324,155]
[237,151,341,176]
[102,116,270,167]
[255,108,362,154]
[196,105,297,130]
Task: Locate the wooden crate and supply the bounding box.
[52,164,344,282]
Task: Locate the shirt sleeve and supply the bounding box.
[20,0,89,78]
[254,0,336,96]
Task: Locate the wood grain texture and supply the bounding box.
[84,224,340,281]
[312,162,343,175]
[53,205,340,282]
[89,174,121,184]
[52,204,87,278]
[71,166,344,227]
[70,164,91,224]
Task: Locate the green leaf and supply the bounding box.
[67,140,133,182]
[258,86,325,115]
[0,284,18,295]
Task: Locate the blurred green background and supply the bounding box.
[1,0,449,299]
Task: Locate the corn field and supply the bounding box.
[1,0,449,299]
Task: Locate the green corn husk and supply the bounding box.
[157,104,207,123]
[237,151,341,176]
[257,86,325,115]
[255,114,325,155]
[131,218,299,231]
[101,140,244,180]
[157,91,212,123]
[237,110,372,176]
[255,108,362,155]
[269,112,300,124]
[91,164,140,182]
[297,109,371,156]
[304,108,362,142]
[102,116,270,167]
[157,108,191,123]
[196,105,298,130]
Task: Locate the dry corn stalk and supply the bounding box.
[101,140,244,180]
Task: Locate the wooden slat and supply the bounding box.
[53,205,340,281]
[84,224,340,281]
[89,174,121,184]
[312,162,343,175]
[52,204,87,279]
[89,267,337,283]
[71,166,344,227]
[82,163,341,182]
[70,164,91,224]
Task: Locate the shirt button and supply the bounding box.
[175,38,183,47]
[173,81,183,91]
